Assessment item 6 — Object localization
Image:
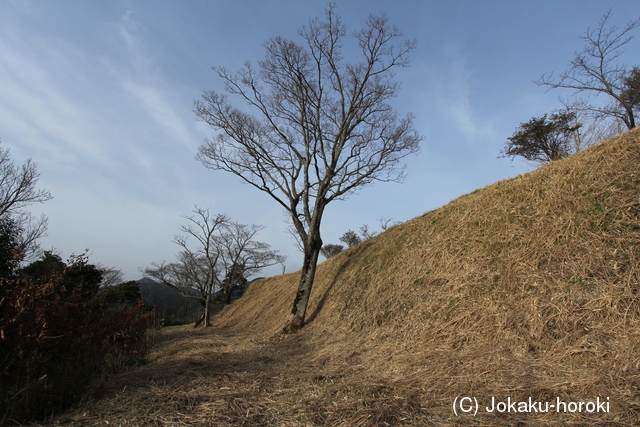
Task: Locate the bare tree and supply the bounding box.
[145,207,283,327]
[97,265,125,288]
[176,208,230,326]
[359,217,399,241]
[378,217,397,231]
[0,143,52,260]
[144,256,203,312]
[217,222,285,304]
[146,208,228,327]
[339,230,362,248]
[358,224,375,241]
[194,5,421,333]
[569,108,625,153]
[320,243,343,259]
[536,10,640,130]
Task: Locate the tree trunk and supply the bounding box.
[282,227,322,334]
[223,287,233,305]
[627,107,636,130]
[194,296,208,328]
[203,282,213,327]
[194,312,205,328]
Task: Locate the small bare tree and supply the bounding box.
[359,217,399,241]
[320,243,343,259]
[216,222,285,304]
[97,265,125,288]
[536,10,640,130]
[194,5,421,333]
[0,142,52,261]
[145,207,283,327]
[339,230,362,248]
[569,108,625,152]
[146,208,227,327]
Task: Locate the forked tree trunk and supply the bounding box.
[282,227,323,334]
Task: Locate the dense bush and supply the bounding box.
[0,218,21,280]
[0,255,154,425]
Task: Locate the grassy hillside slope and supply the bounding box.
[212,127,640,423]
[38,129,639,426]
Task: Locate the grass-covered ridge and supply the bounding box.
[214,127,640,422]
[39,128,640,425]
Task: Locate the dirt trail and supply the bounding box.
[41,325,438,427]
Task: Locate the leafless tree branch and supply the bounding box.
[145,207,284,327]
[535,10,640,129]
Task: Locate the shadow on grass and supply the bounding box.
[306,241,373,325]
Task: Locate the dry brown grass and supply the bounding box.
[37,128,640,426]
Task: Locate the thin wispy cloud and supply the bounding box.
[1,0,638,279]
[432,43,498,144]
[122,81,195,149]
[0,32,107,165]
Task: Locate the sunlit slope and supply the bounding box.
[212,128,640,414]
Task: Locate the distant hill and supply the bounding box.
[137,277,202,324]
[136,277,263,325]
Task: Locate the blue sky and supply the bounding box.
[1,0,639,281]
